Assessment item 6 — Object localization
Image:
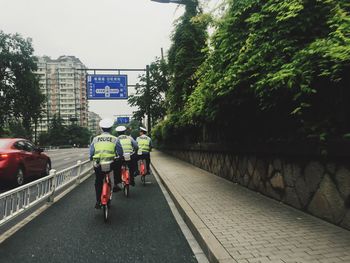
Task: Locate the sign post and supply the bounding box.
[146,65,151,133]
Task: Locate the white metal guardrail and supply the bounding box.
[0,160,93,227]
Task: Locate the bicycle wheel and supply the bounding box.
[140,161,145,176]
[124,184,129,197]
[141,175,146,185]
[103,205,108,222]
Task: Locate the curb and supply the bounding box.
[151,163,235,263]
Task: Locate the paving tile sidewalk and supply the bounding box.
[151,150,350,263]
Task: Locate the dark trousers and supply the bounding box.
[94,166,103,202]
[139,153,151,174]
[113,155,137,184]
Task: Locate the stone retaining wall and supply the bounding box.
[165,148,350,230]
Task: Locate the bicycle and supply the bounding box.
[138,158,147,186]
[99,161,113,222]
[120,153,132,197]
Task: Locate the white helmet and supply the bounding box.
[115,125,127,132]
[140,127,147,132]
[99,118,114,129]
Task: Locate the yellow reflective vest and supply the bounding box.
[136,135,151,153]
[92,133,117,161]
[118,135,134,154]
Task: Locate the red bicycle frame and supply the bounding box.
[138,158,147,185]
[121,164,130,185]
[101,172,112,206]
[139,159,146,176]
[121,161,130,197]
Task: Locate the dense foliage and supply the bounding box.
[167,0,208,113]
[152,0,209,145]
[154,0,350,145]
[0,31,45,138]
[39,115,92,146]
[1,120,29,138]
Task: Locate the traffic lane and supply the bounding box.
[46,148,89,170]
[0,148,89,193]
[0,149,91,234]
[45,148,88,158]
[0,173,197,263]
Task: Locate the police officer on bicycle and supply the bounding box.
[137,127,152,175]
[113,125,138,190]
[89,118,118,209]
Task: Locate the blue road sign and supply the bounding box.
[116,117,130,124]
[87,74,128,100]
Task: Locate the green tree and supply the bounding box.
[13,72,44,137]
[38,132,50,146]
[0,31,45,137]
[66,124,92,146]
[167,0,208,112]
[5,120,28,138]
[128,58,168,128]
[49,115,67,146]
[39,115,92,146]
[127,119,142,139]
[151,0,210,145]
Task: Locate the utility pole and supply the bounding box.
[57,68,61,119]
[45,63,49,127]
[74,68,77,123]
[34,120,37,144]
[146,65,151,133]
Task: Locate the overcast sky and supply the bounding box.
[0,0,219,119]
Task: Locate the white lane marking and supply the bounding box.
[63,158,71,161]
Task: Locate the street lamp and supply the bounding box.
[151,0,185,4]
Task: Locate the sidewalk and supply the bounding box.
[151,150,350,263]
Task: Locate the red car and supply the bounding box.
[0,138,51,186]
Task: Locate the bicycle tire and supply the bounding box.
[103,205,108,222]
[141,175,146,185]
[124,185,129,197]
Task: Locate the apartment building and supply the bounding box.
[88,111,102,136]
[35,55,88,132]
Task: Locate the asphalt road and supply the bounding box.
[47,148,90,171]
[0,156,197,262]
